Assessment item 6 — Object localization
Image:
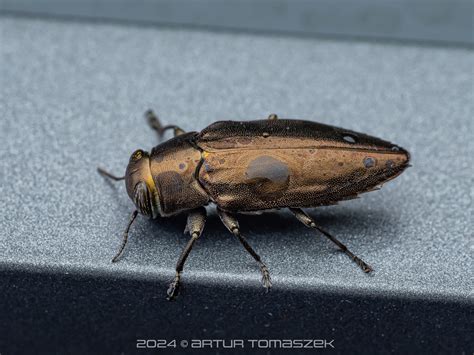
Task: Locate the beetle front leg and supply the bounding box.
[145,109,185,140]
[217,209,272,291]
[289,208,373,273]
[167,207,207,300]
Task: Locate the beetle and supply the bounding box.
[98,110,410,300]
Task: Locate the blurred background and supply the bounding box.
[1,0,473,44]
[1,1,473,354]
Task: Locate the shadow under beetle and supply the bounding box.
[98,111,410,300]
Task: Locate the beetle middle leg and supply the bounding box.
[145,109,185,139]
[167,207,207,300]
[217,209,272,290]
[290,208,373,273]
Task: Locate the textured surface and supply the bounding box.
[1,270,472,354]
[0,15,473,352]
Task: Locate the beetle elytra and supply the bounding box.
[98,110,410,300]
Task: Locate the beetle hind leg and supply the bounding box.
[217,209,272,290]
[145,109,185,140]
[290,208,373,273]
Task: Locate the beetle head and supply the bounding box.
[125,149,160,218]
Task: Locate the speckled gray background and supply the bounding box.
[1,15,473,300]
[0,15,473,353]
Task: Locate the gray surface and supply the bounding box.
[0,16,473,303]
[2,0,473,45]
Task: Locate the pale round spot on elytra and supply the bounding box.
[262,132,270,138]
[246,156,289,184]
[363,157,376,168]
[391,146,400,152]
[343,134,357,144]
[245,155,290,199]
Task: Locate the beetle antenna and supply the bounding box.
[97,167,125,181]
[112,210,138,263]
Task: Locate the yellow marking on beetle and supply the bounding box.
[133,150,143,160]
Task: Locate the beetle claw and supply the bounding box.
[262,277,272,292]
[359,260,373,273]
[166,274,181,301]
[259,262,272,291]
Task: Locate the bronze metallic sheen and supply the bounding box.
[98,112,411,300]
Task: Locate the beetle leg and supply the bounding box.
[145,109,185,140]
[111,210,138,262]
[167,207,207,300]
[217,209,272,291]
[267,113,278,120]
[290,208,373,273]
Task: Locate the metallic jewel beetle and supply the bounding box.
[98,110,410,300]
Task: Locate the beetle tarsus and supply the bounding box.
[97,167,125,181]
[167,273,181,300]
[290,207,373,273]
[145,109,164,136]
[217,209,272,291]
[111,210,138,263]
[350,253,373,273]
[259,261,272,291]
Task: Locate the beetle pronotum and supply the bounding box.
[98,110,410,300]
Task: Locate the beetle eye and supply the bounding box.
[131,150,143,161]
[342,133,357,143]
